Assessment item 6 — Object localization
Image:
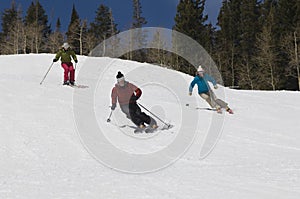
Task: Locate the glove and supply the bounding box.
[74,60,78,63]
[111,104,116,110]
[214,85,218,89]
[189,92,192,96]
[53,58,58,62]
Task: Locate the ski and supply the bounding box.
[134,127,146,134]
[63,84,89,89]
[68,84,89,89]
[195,107,234,114]
[144,127,158,133]
[134,127,157,134]
[195,107,217,111]
[133,124,173,134]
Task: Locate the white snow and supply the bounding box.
[0,54,300,198]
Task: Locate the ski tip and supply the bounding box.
[167,124,174,129]
[161,124,174,130]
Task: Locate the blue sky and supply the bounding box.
[0,0,222,32]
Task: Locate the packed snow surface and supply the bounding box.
[0,54,300,199]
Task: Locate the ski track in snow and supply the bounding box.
[0,54,300,199]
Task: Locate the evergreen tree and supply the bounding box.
[132,0,147,28]
[295,0,300,28]
[279,2,300,90]
[216,0,264,89]
[24,0,51,53]
[90,4,118,45]
[130,0,147,62]
[0,0,24,54]
[276,0,297,35]
[55,18,61,32]
[216,0,242,88]
[254,3,279,90]
[66,4,81,53]
[173,0,210,75]
[274,0,299,89]
[174,0,208,47]
[239,0,259,57]
[1,0,18,37]
[238,0,260,89]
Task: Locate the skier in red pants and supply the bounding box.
[53,43,78,85]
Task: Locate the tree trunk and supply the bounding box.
[294,32,300,90]
[35,25,39,53]
[246,62,254,90]
[231,44,235,87]
[102,35,106,57]
[269,63,275,90]
[79,25,83,55]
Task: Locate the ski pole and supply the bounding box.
[107,110,113,122]
[40,62,54,85]
[137,103,171,128]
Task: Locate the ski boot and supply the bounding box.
[226,107,234,114]
[145,124,158,133]
[216,107,222,114]
[134,124,146,133]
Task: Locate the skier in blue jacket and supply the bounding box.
[189,66,233,114]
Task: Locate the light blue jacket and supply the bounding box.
[189,74,217,94]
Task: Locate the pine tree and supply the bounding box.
[0,0,24,54]
[254,3,279,90]
[66,4,81,53]
[55,18,61,32]
[215,0,232,86]
[174,0,208,47]
[130,0,147,62]
[274,0,299,89]
[89,4,118,53]
[173,0,210,75]
[276,0,297,35]
[294,1,300,90]
[24,0,51,53]
[279,0,300,90]
[216,0,242,88]
[132,0,147,28]
[239,0,260,57]
[238,0,260,89]
[1,0,18,37]
[216,0,263,89]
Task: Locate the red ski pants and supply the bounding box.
[61,62,75,82]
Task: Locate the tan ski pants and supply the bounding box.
[199,90,228,109]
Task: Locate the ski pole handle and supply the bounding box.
[107,110,113,122]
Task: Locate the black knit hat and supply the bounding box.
[116,71,124,79]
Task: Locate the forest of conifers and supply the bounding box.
[1,0,299,90]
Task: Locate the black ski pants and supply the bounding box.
[120,103,155,126]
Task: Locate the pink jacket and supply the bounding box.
[111,82,142,105]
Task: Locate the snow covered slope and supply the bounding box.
[0,54,300,199]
